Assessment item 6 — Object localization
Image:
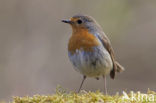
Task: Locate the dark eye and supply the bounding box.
[77,19,82,24]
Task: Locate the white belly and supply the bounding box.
[68,46,113,77]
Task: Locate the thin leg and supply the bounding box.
[78,75,86,93]
[103,75,107,95]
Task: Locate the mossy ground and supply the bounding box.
[7,88,156,103]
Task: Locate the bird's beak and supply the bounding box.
[62,19,72,24]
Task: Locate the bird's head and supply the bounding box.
[62,14,100,33]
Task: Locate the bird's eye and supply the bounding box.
[77,19,82,24]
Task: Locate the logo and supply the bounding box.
[122,91,155,102]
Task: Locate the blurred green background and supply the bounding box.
[0,0,156,101]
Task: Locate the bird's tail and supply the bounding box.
[115,61,125,72]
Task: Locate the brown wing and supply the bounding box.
[97,32,117,79]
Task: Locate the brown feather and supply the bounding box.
[98,33,124,79]
[115,61,125,72]
[96,29,123,79]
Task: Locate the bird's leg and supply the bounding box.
[103,75,107,95]
[78,75,86,93]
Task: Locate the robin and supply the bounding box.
[62,14,124,94]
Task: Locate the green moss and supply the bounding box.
[9,88,156,103]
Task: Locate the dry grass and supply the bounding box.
[8,87,156,103]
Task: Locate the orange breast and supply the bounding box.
[68,28,100,54]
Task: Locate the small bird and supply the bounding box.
[62,14,124,94]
